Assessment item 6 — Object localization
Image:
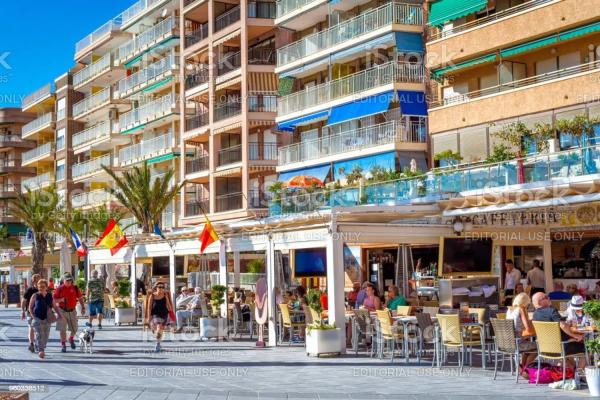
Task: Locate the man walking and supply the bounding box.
[21,274,40,352]
[527,259,546,296]
[54,273,84,352]
[86,270,106,329]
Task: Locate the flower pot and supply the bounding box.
[199,317,227,339]
[115,307,136,325]
[305,328,341,357]
[586,367,600,396]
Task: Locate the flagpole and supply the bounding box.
[83,222,89,281]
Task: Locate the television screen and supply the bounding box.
[294,248,327,278]
[152,256,184,276]
[441,238,493,275]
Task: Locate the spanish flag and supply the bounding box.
[199,217,219,253]
[95,219,128,256]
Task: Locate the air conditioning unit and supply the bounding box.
[108,108,118,121]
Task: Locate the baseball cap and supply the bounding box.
[63,273,74,282]
[570,295,584,309]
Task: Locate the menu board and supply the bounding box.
[5,284,20,306]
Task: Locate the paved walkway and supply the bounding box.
[0,307,589,399]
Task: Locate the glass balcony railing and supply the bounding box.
[248,47,276,65]
[185,111,209,132]
[214,99,242,122]
[185,198,210,216]
[276,0,320,20]
[72,154,112,179]
[216,192,243,212]
[278,61,425,116]
[22,83,53,110]
[218,144,242,166]
[248,2,277,19]
[117,53,179,96]
[248,189,272,208]
[248,93,277,112]
[119,94,175,132]
[185,23,209,48]
[186,154,210,174]
[277,2,423,66]
[22,172,52,192]
[185,68,210,90]
[73,53,112,88]
[218,52,241,76]
[22,142,53,164]
[73,122,111,148]
[121,0,167,27]
[73,87,111,118]
[249,142,278,161]
[119,131,174,165]
[278,120,426,165]
[22,112,54,137]
[72,189,114,208]
[215,6,241,32]
[76,18,122,55]
[116,16,178,62]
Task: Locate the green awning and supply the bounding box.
[432,53,496,77]
[6,223,27,235]
[142,76,174,93]
[500,35,558,58]
[560,20,600,41]
[121,125,146,135]
[429,0,487,27]
[147,152,179,165]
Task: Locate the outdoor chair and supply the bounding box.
[396,305,412,316]
[415,312,438,366]
[302,305,314,325]
[232,302,254,339]
[422,306,439,317]
[423,300,439,307]
[352,309,375,356]
[375,310,403,362]
[490,318,536,382]
[104,294,114,322]
[278,304,305,346]
[436,314,482,371]
[308,307,321,324]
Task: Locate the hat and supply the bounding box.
[570,295,584,309]
[62,273,74,282]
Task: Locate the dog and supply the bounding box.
[78,327,95,354]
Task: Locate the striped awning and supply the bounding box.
[216,75,242,91]
[212,121,242,134]
[213,29,241,47]
[248,73,278,92]
[213,166,242,177]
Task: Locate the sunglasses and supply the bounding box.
[157,285,165,289]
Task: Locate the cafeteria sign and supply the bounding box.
[560,204,600,226]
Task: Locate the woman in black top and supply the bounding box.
[29,279,62,359]
[145,283,174,352]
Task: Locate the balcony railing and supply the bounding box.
[249,142,278,161]
[432,59,600,108]
[248,189,272,208]
[218,52,241,76]
[73,87,111,117]
[218,144,242,166]
[185,198,210,216]
[119,94,175,132]
[72,154,111,179]
[277,2,423,66]
[117,53,178,96]
[0,135,28,145]
[185,68,210,90]
[276,0,319,20]
[121,0,166,27]
[278,61,425,116]
[248,2,277,19]
[248,93,277,112]
[185,23,209,47]
[22,113,54,137]
[185,111,210,132]
[216,192,243,212]
[119,131,174,165]
[76,17,122,55]
[249,47,276,65]
[214,99,242,121]
[22,84,53,110]
[73,53,112,88]
[22,172,52,191]
[116,16,177,62]
[73,122,111,148]
[186,154,210,174]
[215,6,241,32]
[22,142,53,164]
[72,189,113,208]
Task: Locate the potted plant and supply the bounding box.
[304,289,341,357]
[199,284,228,340]
[583,300,600,396]
[433,150,463,167]
[114,279,136,326]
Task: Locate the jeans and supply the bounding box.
[32,317,50,352]
[176,309,202,329]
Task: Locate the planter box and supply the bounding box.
[305,328,341,357]
[586,367,600,396]
[199,317,227,339]
[115,307,136,325]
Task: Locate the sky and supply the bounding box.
[0,0,135,108]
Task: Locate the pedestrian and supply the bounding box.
[145,282,174,352]
[29,279,62,359]
[21,273,41,353]
[86,270,107,329]
[526,259,545,296]
[54,273,85,352]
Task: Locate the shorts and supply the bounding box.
[88,300,104,316]
[56,310,78,334]
[564,341,586,356]
[26,311,33,326]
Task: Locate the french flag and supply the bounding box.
[69,228,88,257]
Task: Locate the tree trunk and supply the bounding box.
[31,235,48,278]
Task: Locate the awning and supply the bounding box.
[397,90,428,116]
[248,72,278,92]
[278,164,331,182]
[428,0,488,27]
[333,151,395,180]
[398,151,428,172]
[500,34,558,58]
[328,91,394,126]
[395,32,424,53]
[560,21,600,41]
[277,110,329,132]
[331,33,395,62]
[279,58,329,78]
[147,152,178,165]
[213,121,242,134]
[213,29,241,47]
[432,53,496,77]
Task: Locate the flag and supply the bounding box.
[199,217,219,253]
[69,228,88,257]
[95,219,128,256]
[153,223,166,240]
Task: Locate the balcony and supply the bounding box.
[277,2,423,69]
[0,184,19,198]
[215,6,241,32]
[22,142,53,166]
[248,1,277,19]
[249,47,276,65]
[185,198,210,216]
[186,155,209,174]
[185,23,209,48]
[22,172,53,192]
[248,189,272,209]
[22,83,54,112]
[73,53,113,89]
[248,93,277,112]
[184,111,210,138]
[121,0,171,29]
[216,192,243,212]
[119,94,176,133]
[115,16,178,64]
[249,142,278,161]
[218,145,242,166]
[0,135,34,150]
[75,17,122,60]
[73,122,111,150]
[217,52,241,77]
[185,69,210,91]
[72,87,112,119]
[214,100,242,122]
[117,53,179,98]
[21,112,55,139]
[277,61,425,118]
[71,189,114,209]
[72,154,112,181]
[0,159,34,175]
[119,131,175,166]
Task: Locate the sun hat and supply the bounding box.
[570,295,584,309]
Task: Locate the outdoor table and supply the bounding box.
[461,321,487,369]
[393,315,438,363]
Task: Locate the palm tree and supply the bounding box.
[10,186,62,277]
[55,204,125,246]
[102,162,185,233]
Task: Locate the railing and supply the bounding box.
[185,68,210,90]
[432,60,600,108]
[119,131,174,165]
[72,154,111,179]
[278,61,425,116]
[0,184,19,193]
[22,142,53,164]
[276,0,320,19]
[0,135,27,145]
[161,211,174,230]
[73,87,111,117]
[185,111,210,132]
[215,6,241,32]
[119,94,174,131]
[184,0,201,7]
[248,2,277,18]
[185,23,209,47]
[72,189,113,208]
[22,172,52,191]
[248,189,272,208]
[249,142,278,161]
[73,53,111,88]
[249,47,276,65]
[116,16,177,62]
[427,0,554,41]
[73,122,111,148]
[185,198,210,216]
[248,92,277,112]
[57,108,66,120]
[22,113,54,137]
[186,154,210,174]
[121,0,166,27]
[214,99,242,121]
[75,18,122,55]
[218,51,241,76]
[277,2,423,66]
[216,192,243,212]
[22,84,53,110]
[118,53,178,95]
[218,144,242,166]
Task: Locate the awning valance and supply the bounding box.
[278,164,331,182]
[248,73,279,92]
[428,0,488,27]
[280,58,329,78]
[328,91,394,126]
[500,35,558,58]
[333,151,395,180]
[277,110,329,132]
[560,20,600,41]
[432,53,496,77]
[398,90,428,116]
[395,32,424,53]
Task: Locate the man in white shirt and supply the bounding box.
[174,287,205,333]
[504,259,521,297]
[175,287,193,309]
[527,259,546,296]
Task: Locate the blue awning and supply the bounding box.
[277,110,330,132]
[331,33,395,62]
[278,164,331,182]
[333,151,396,180]
[395,32,424,53]
[398,90,428,116]
[328,91,395,126]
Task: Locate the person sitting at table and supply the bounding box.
[514,282,525,296]
[506,293,537,378]
[362,283,382,312]
[565,295,590,326]
[173,287,204,333]
[386,285,407,311]
[566,283,579,297]
[175,287,193,309]
[548,281,572,300]
[354,282,369,309]
[347,282,360,308]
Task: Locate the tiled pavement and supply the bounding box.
[0,307,590,399]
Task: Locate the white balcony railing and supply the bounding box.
[117,53,179,96]
[73,122,112,148]
[278,61,425,116]
[72,189,114,208]
[119,131,174,165]
[277,2,423,66]
[21,112,54,137]
[119,94,175,132]
[72,154,112,179]
[121,0,166,26]
[73,53,112,88]
[73,87,111,118]
[116,16,177,62]
[22,172,52,191]
[22,142,53,164]
[75,18,122,55]
[276,0,320,19]
[22,84,53,110]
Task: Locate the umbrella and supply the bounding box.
[283,175,324,188]
[516,152,525,184]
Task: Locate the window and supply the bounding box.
[559,132,581,150]
[535,58,557,75]
[57,98,66,121]
[56,159,66,181]
[522,135,537,155]
[498,61,526,86]
[56,128,65,150]
[559,52,580,70]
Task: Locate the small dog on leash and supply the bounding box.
[78,328,95,354]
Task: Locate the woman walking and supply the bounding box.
[145,283,174,352]
[29,279,62,359]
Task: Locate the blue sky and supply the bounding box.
[0,0,134,108]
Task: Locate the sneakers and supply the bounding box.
[28,343,35,353]
[61,345,66,353]
[85,322,91,328]
[154,342,162,353]
[38,351,45,359]
[69,338,76,350]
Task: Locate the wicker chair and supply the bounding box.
[422,306,439,317]
[437,314,481,371]
[416,312,438,366]
[423,300,439,307]
[490,318,536,382]
[278,304,305,346]
[396,305,412,316]
[352,309,375,356]
[376,309,403,362]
